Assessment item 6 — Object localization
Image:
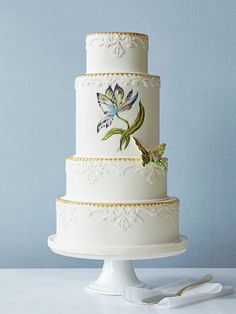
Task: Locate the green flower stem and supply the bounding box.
[116,113,130,129]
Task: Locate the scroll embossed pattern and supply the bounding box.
[66,159,165,184]
[75,74,160,88]
[56,200,179,231]
[86,33,147,58]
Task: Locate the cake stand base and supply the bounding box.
[87,260,147,295]
[48,234,188,295]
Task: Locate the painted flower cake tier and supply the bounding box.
[51,32,186,254]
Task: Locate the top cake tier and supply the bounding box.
[86,32,148,73]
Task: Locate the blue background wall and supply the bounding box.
[0,0,235,268]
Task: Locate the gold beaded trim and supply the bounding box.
[66,156,141,162]
[76,72,160,79]
[86,32,148,39]
[56,197,179,207]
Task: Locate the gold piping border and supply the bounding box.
[66,156,142,162]
[56,197,179,208]
[86,32,148,39]
[75,72,160,80]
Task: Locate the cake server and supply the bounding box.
[141,274,213,305]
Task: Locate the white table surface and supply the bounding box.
[0,268,235,314]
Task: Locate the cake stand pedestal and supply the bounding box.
[87,260,146,294]
[48,234,188,295]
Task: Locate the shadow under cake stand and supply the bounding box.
[48,234,188,295]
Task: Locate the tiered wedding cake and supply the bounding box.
[49,32,187,256]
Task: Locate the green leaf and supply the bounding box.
[124,136,131,149]
[102,128,125,140]
[119,135,131,150]
[119,102,145,150]
[126,101,145,136]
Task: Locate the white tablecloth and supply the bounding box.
[0,268,235,314]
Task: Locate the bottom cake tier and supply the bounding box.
[54,196,180,252]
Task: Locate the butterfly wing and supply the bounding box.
[151,143,167,170]
[133,137,151,166]
[152,143,166,160]
[154,158,168,171]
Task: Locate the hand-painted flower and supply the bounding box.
[97,84,138,133]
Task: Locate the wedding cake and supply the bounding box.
[48,32,187,256]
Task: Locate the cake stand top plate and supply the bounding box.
[48,234,188,260]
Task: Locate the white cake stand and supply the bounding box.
[48,234,188,295]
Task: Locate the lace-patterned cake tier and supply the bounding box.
[86,32,148,73]
[66,157,167,202]
[55,197,179,249]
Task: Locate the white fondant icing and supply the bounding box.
[55,197,179,248]
[86,33,148,73]
[75,74,160,158]
[50,32,184,254]
[75,73,160,88]
[66,158,167,202]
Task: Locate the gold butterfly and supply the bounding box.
[133,137,168,170]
